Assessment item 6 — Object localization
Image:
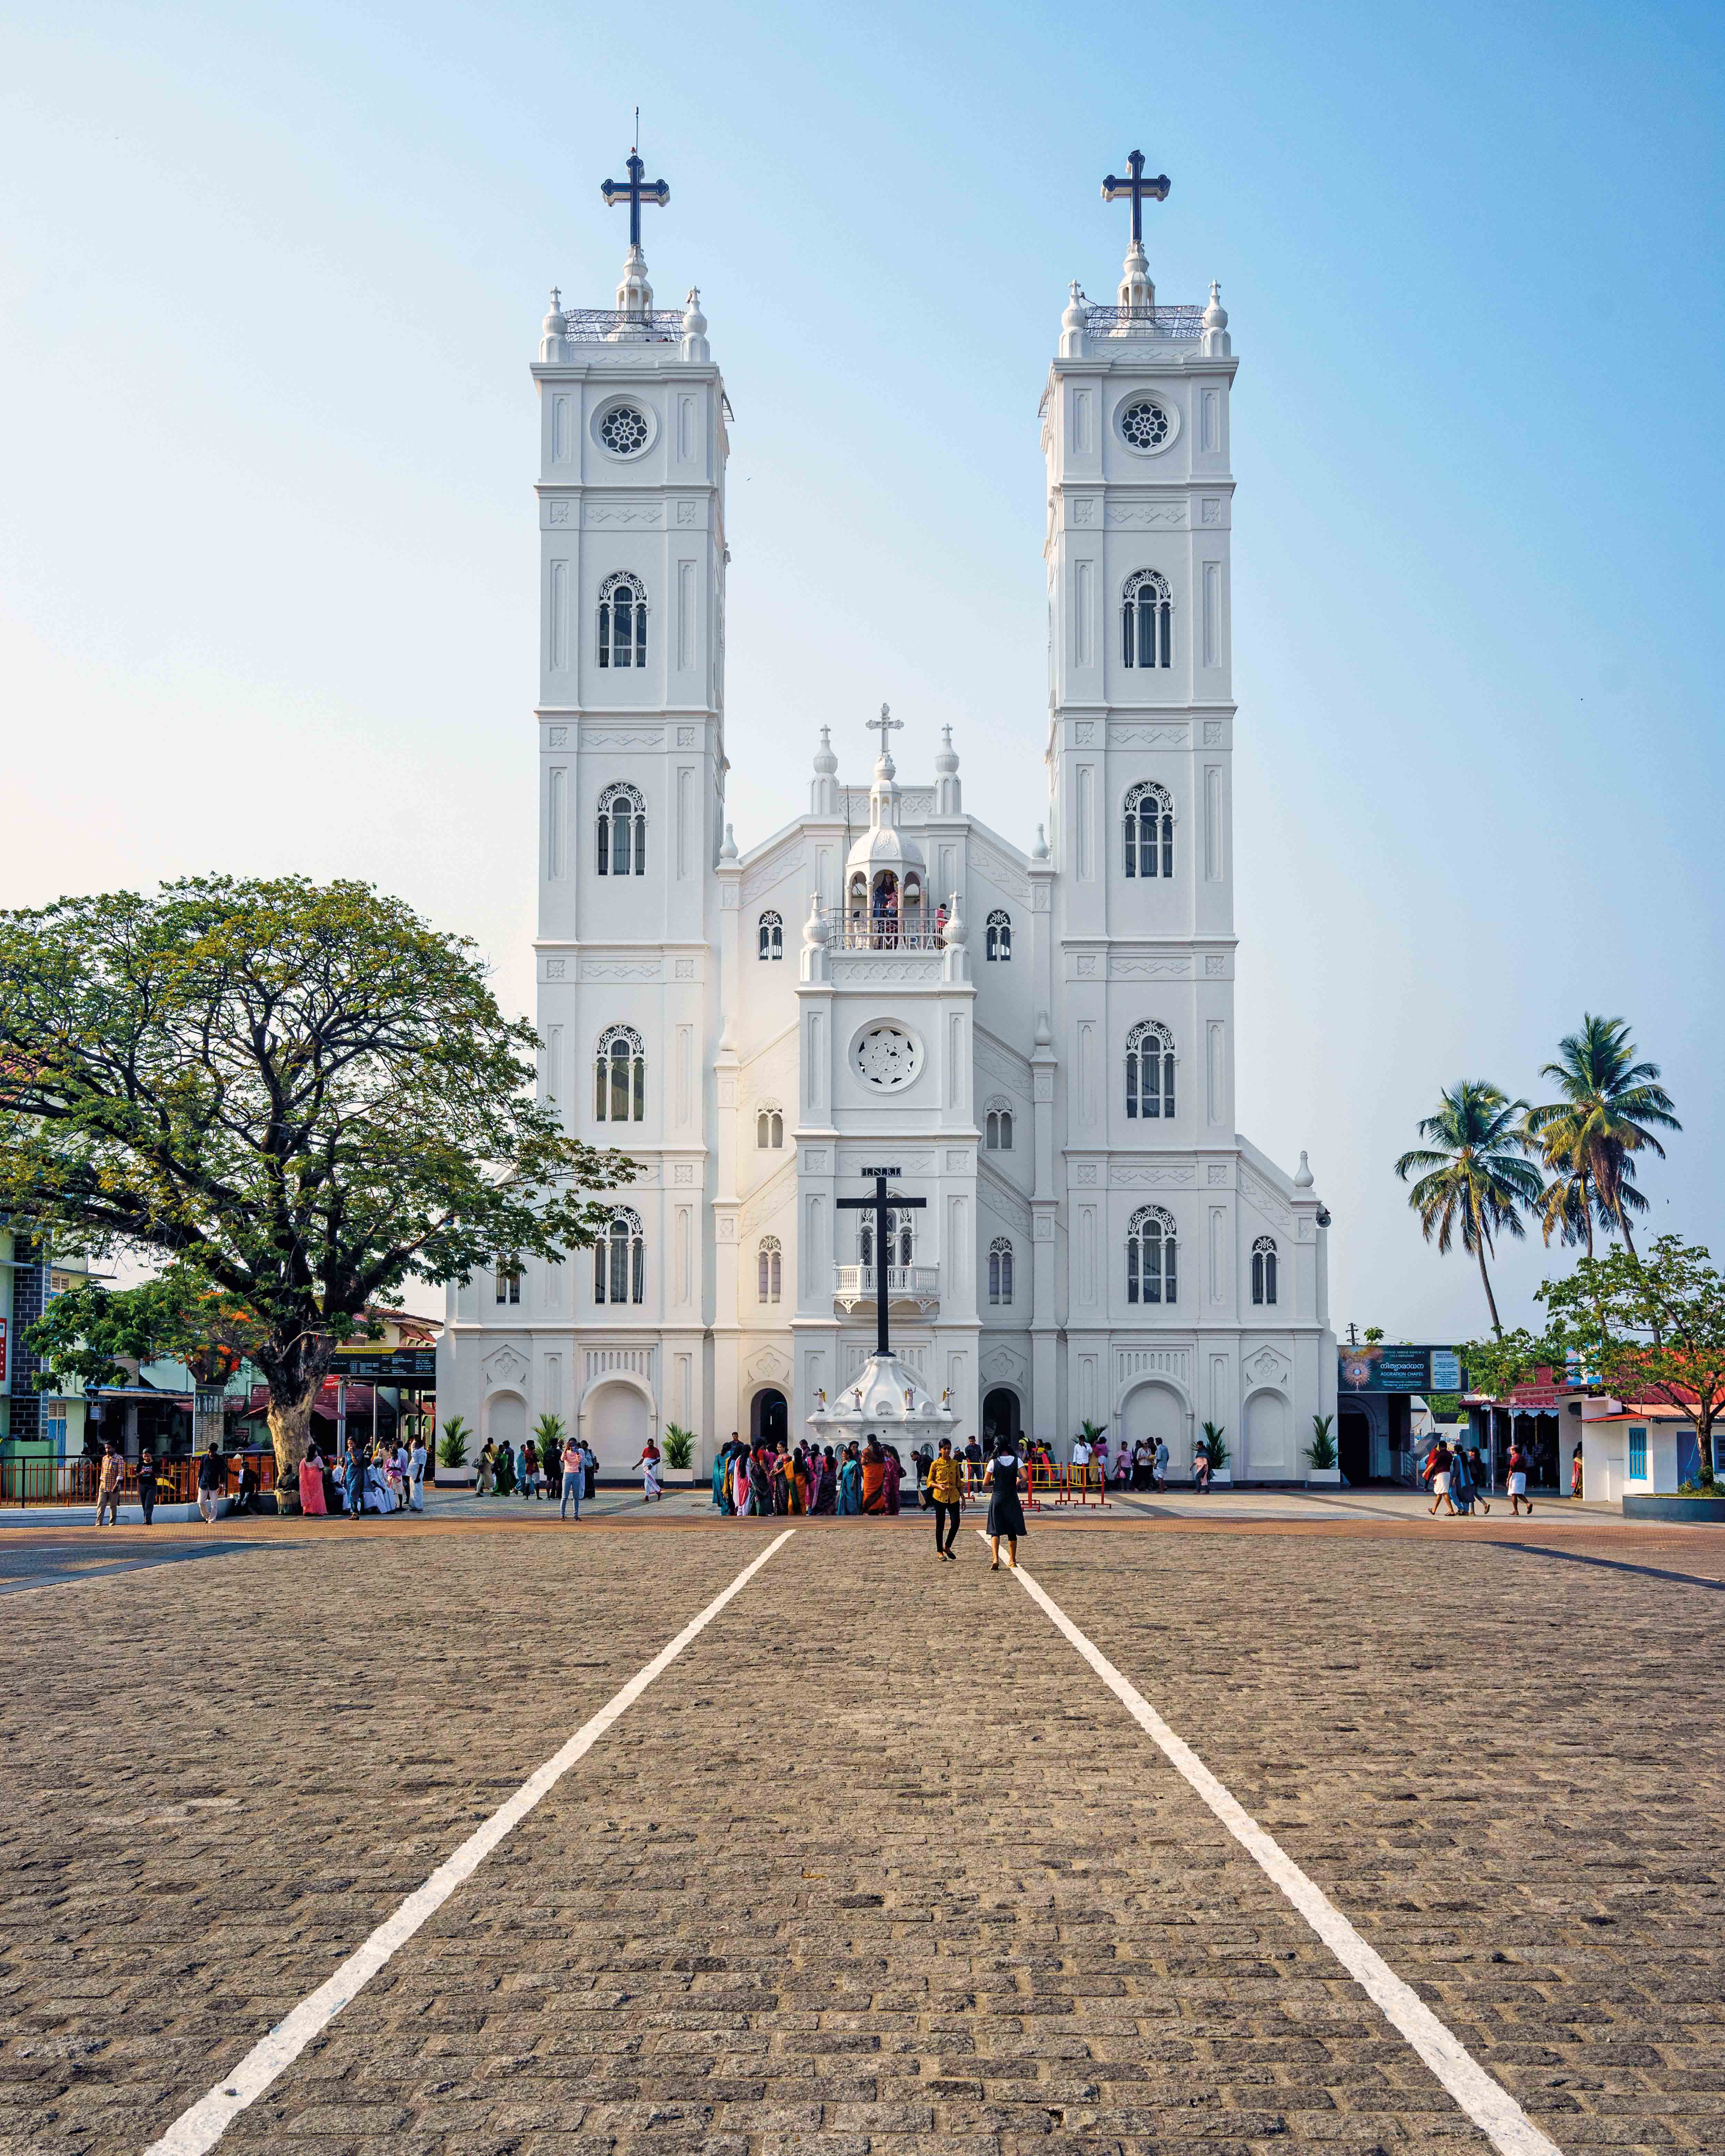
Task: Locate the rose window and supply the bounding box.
[1121,400,1170,450]
[600,405,649,455]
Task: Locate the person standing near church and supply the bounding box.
[928,1438,963,1561]
[983,1440,1027,1571]
[95,1442,124,1528]
[560,1434,584,1520]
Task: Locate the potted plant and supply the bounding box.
[435,1415,475,1486]
[660,1424,697,1483]
[1201,1420,1231,1485]
[1303,1413,1341,1485]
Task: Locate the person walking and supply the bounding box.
[407,1432,427,1512]
[136,1446,158,1527]
[983,1439,1027,1571]
[196,1442,224,1525]
[343,1434,366,1516]
[1428,1439,1456,1516]
[1192,1436,1211,1493]
[476,1439,495,1494]
[1465,1444,1492,1514]
[1449,1441,1475,1516]
[1571,1443,1584,1500]
[582,1438,598,1502]
[1506,1439,1534,1516]
[635,1437,662,1502]
[519,1437,540,1500]
[928,1436,964,1561]
[1153,1437,1169,1493]
[96,1442,124,1528]
[560,1434,584,1520]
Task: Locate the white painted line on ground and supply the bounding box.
[144,1529,798,2156]
[987,1535,1566,2156]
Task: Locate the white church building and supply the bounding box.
[437,152,1337,1479]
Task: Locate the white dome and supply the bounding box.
[846,822,925,877]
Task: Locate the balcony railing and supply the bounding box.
[833,1264,941,1309]
[835,920,945,952]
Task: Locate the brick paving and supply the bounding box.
[0,1514,1719,2155]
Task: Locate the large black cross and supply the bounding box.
[836,1172,927,1357]
[600,149,670,249]
[1101,149,1170,246]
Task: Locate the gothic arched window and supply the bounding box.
[757,1235,782,1304]
[858,1208,915,1271]
[988,1236,1014,1307]
[594,1207,644,1304]
[758,910,783,960]
[1127,1204,1177,1305]
[597,571,647,670]
[596,782,646,877]
[986,909,1012,961]
[1252,1235,1278,1306]
[1122,568,1172,670]
[1123,780,1174,879]
[985,1098,1014,1151]
[594,1025,645,1122]
[756,1102,784,1150]
[1125,1019,1175,1120]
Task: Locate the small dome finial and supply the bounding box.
[1204,278,1228,329]
[719,821,738,862]
[1031,823,1049,862]
[1294,1149,1314,1189]
[813,724,838,777]
[934,724,959,777]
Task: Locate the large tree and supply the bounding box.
[0,877,634,1504]
[1394,1079,1541,1336]
[1524,1015,1679,1264]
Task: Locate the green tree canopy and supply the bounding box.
[0,877,634,1498]
[1524,1015,1679,1263]
[1394,1079,1541,1336]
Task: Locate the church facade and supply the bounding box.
[436,165,1337,1478]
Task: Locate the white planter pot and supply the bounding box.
[1210,1467,1233,1484]
[659,1466,695,1485]
[435,1464,477,1486]
[1306,1466,1342,1484]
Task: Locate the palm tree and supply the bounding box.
[1525,1016,1679,1264]
[1395,1080,1542,1336]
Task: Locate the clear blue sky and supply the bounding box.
[1,0,1720,1341]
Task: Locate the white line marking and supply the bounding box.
[986,1536,1565,2156]
[145,1529,797,2156]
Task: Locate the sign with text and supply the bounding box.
[859,1165,901,1179]
[1338,1344,1466,1395]
[329,1347,437,1383]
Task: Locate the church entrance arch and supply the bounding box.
[982,1387,1022,1448]
[1121,1381,1189,1474]
[486,1392,525,1453]
[1245,1389,1291,1479]
[750,1388,788,1446]
[584,1381,649,1475]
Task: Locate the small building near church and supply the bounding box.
[1578,1394,1710,1502]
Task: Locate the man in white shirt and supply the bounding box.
[1071,1434,1092,1474]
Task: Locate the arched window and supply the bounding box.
[858,1208,915,1270]
[597,571,647,670]
[1122,569,1172,670]
[594,1025,645,1122]
[988,1236,1014,1307]
[756,1102,784,1149]
[594,1207,644,1304]
[984,1098,1014,1151]
[1123,780,1174,879]
[596,782,646,877]
[757,1235,782,1304]
[1125,1019,1175,1120]
[493,1256,522,1306]
[1252,1235,1278,1306]
[758,910,783,960]
[1127,1204,1177,1305]
[986,909,1012,962]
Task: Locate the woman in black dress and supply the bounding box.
[983,1441,1027,1571]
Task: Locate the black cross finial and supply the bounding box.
[1101,149,1170,246]
[600,149,670,250]
[836,1173,927,1358]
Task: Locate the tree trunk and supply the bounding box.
[1475,1236,1502,1337]
[265,1379,319,1515]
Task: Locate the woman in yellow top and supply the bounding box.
[927,1437,964,1561]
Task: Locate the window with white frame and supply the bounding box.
[858,1208,915,1270]
[597,571,647,669]
[1251,1235,1278,1306]
[984,1098,1015,1151]
[494,1255,522,1305]
[1125,1019,1175,1119]
[758,910,783,960]
[988,1236,1014,1306]
[757,1235,782,1304]
[594,1207,645,1305]
[595,781,646,876]
[595,1025,645,1122]
[756,1102,784,1149]
[1127,1204,1177,1305]
[985,909,1012,961]
[44,1402,68,1451]
[1123,780,1174,879]
[1122,568,1172,669]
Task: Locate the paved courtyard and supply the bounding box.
[0,1504,1721,2156]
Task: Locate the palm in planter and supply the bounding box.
[437,1416,471,1469]
[1200,1420,1229,1474]
[662,1424,694,1471]
[1303,1413,1338,1477]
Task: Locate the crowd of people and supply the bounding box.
[293,1434,430,1518]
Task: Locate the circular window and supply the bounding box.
[852,1024,923,1090]
[599,405,650,456]
[1120,400,1170,451]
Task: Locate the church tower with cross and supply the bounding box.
[437,147,1335,1485]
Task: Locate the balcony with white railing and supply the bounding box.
[834,919,946,952]
[833,1263,941,1312]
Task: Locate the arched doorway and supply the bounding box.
[982,1388,1021,1447]
[1246,1390,1291,1478]
[1122,1381,1188,1473]
[751,1388,788,1446]
[584,1381,648,1474]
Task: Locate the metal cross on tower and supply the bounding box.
[836,1173,927,1358]
[600,149,670,249]
[1101,149,1170,245]
[867,702,903,762]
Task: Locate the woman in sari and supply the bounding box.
[787,1448,807,1515]
[837,1444,862,1515]
[882,1445,903,1515]
[477,1440,495,1494]
[494,1440,516,1497]
[747,1446,772,1517]
[732,1446,751,1515]
[805,1447,827,1514]
[298,1445,328,1516]
[712,1445,731,1513]
[860,1439,887,1515]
